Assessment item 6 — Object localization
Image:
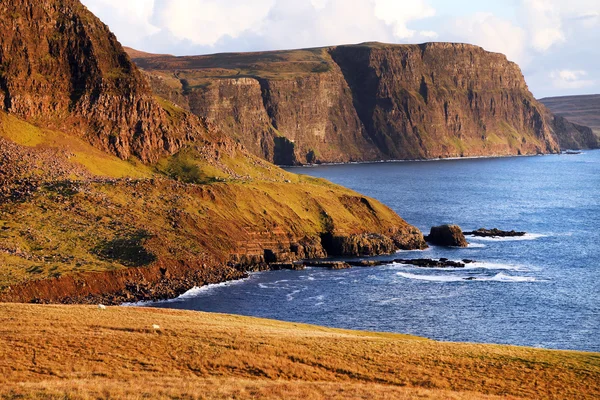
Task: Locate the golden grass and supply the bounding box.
[0,304,598,399]
[0,112,153,179]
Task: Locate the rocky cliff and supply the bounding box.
[0,0,427,303]
[0,0,206,163]
[130,42,595,164]
[541,94,600,147]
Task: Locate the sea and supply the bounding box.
[149,151,600,352]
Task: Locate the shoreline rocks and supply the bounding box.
[425,225,468,247]
[464,228,526,237]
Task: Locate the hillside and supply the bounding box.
[1,304,599,399]
[540,94,600,138]
[128,43,597,165]
[0,0,425,304]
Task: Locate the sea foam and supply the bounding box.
[396,271,538,283]
[466,233,546,241]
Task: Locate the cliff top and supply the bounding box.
[126,41,513,81]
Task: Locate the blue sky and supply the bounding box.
[81,0,599,98]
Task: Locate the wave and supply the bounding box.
[396,272,538,283]
[122,275,255,306]
[258,279,292,289]
[464,262,528,271]
[395,247,432,253]
[466,233,546,241]
[286,289,302,301]
[387,261,528,272]
[467,242,486,248]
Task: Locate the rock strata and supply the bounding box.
[128,42,597,164]
[425,225,469,247]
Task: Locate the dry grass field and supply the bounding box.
[1,304,598,399]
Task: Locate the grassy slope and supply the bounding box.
[1,304,598,399]
[0,111,413,290]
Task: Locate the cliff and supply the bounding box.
[129,42,595,165]
[541,94,600,146]
[0,0,205,163]
[0,0,426,303]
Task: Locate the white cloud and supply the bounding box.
[374,0,436,38]
[419,30,438,38]
[522,0,565,51]
[152,0,275,47]
[83,0,438,51]
[442,12,528,65]
[550,69,595,89]
[83,0,158,46]
[79,0,600,97]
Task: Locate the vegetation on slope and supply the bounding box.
[0,111,423,302]
[1,304,598,399]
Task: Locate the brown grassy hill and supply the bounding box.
[540,94,600,137]
[128,43,597,164]
[1,304,599,399]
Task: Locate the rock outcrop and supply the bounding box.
[129,42,595,164]
[546,113,599,150]
[0,0,205,163]
[464,228,526,237]
[425,225,468,247]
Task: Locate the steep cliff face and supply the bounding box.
[546,113,599,150]
[330,43,559,159]
[0,0,202,163]
[130,42,587,164]
[540,94,600,148]
[131,48,381,164]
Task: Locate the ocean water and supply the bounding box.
[151,151,600,352]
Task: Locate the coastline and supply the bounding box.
[283,149,598,168]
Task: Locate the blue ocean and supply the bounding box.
[151,151,600,352]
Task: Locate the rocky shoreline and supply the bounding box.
[1,223,524,306]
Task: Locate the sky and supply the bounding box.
[80,0,600,98]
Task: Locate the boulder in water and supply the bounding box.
[464,228,526,237]
[425,225,468,247]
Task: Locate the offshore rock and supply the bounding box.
[425,225,468,247]
[464,228,526,237]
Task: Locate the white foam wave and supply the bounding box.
[122,276,253,306]
[395,246,432,253]
[397,272,464,282]
[466,233,546,241]
[467,242,486,248]
[387,261,527,272]
[396,272,538,283]
[258,279,291,289]
[463,262,528,271]
[287,289,302,301]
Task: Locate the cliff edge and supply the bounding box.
[129,42,597,164]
